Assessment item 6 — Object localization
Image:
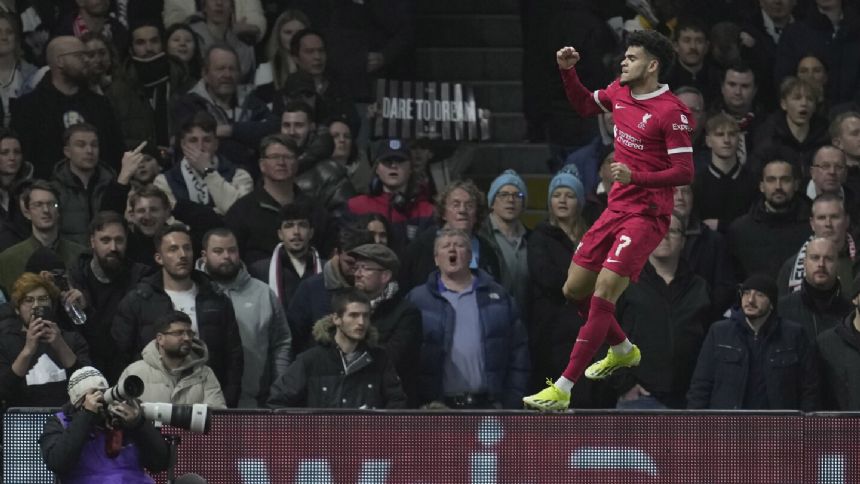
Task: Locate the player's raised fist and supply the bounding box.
[556,47,580,70]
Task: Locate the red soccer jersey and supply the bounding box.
[561,68,694,216]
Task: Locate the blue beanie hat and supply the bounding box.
[488,169,527,206]
[548,165,586,211]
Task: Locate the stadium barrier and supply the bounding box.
[4,408,859,483]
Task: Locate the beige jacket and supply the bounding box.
[119,339,227,408]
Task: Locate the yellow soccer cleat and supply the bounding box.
[522,379,571,411]
[585,344,641,380]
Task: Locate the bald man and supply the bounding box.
[11,36,124,178]
[778,237,853,341]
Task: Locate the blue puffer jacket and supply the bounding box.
[406,270,530,408]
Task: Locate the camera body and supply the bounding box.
[31,305,51,321]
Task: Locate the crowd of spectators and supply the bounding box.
[0,0,857,432]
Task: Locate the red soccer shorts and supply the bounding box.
[572,209,670,282]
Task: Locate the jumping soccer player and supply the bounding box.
[523,31,694,410]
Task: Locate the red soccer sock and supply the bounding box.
[561,296,622,382]
[573,295,593,320]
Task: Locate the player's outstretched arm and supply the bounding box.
[557,46,580,70]
[558,46,611,118]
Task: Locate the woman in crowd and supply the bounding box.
[254,9,309,105]
[330,118,372,194]
[360,213,391,246]
[165,23,203,80]
[0,132,34,252]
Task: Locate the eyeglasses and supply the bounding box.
[22,295,51,305]
[812,163,847,172]
[30,201,59,210]
[354,264,385,273]
[161,329,196,338]
[496,191,524,201]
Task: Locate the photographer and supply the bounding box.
[0,272,90,409]
[39,366,170,482]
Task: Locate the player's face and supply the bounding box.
[705,125,740,159]
[741,289,772,320]
[810,147,847,194]
[759,161,798,209]
[675,29,708,67]
[803,239,838,290]
[780,87,816,127]
[491,184,524,223]
[619,46,656,86]
[810,200,849,244]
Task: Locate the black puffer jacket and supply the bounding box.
[111,271,244,407]
[267,315,407,408]
[295,158,356,215]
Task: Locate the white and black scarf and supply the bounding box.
[788,234,857,293]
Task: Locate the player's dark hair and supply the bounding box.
[626,30,675,81]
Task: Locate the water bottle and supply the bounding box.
[65,300,87,326]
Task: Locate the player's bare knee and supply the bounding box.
[593,271,629,302]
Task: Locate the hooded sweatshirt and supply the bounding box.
[196,259,292,407]
[118,339,226,408]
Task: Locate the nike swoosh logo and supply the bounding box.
[614,103,624,109]
[606,258,621,263]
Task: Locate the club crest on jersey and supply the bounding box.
[680,114,689,124]
[638,113,652,129]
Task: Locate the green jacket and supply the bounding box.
[0,236,85,292]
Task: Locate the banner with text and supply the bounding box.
[4,409,859,484]
[372,79,491,141]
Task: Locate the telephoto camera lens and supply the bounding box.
[103,375,144,404]
[141,403,211,434]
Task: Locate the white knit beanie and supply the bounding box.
[67,366,109,404]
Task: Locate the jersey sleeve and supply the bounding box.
[630,104,695,188]
[560,68,621,118]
